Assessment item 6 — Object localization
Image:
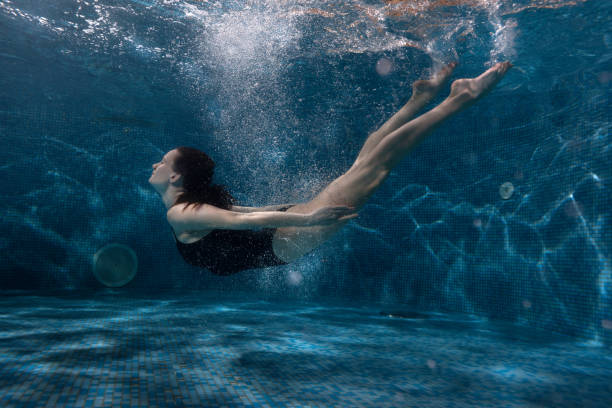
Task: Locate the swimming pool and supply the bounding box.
[1,0,610,406]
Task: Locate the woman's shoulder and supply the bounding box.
[167,203,215,244]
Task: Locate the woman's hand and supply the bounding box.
[307,206,358,226]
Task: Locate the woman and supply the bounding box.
[150,62,512,275]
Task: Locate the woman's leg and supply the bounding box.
[273,62,512,263]
[353,62,457,168]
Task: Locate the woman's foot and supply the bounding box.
[449,61,513,102]
[412,61,458,100]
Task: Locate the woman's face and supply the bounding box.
[149,148,180,191]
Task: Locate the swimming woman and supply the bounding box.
[149,61,512,275]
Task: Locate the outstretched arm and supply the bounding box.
[167,203,357,231]
[231,204,298,213]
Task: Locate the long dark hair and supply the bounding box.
[173,146,235,210]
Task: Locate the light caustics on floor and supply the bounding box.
[0,291,610,407]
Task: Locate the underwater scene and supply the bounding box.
[0,0,611,406]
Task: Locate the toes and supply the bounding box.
[440,61,458,76]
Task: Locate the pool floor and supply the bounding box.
[0,290,610,407]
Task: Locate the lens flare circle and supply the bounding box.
[93,243,138,288]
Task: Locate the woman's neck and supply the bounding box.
[161,185,183,209]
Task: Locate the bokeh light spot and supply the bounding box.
[287,270,304,286]
[499,182,515,200]
[93,243,138,288]
[375,58,393,76]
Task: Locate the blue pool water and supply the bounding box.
[1,0,611,406]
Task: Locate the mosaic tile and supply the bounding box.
[0,291,610,407]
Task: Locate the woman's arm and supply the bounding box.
[231,205,254,213]
[168,203,357,231]
[231,204,297,213]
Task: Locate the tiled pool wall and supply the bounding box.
[2,94,610,344]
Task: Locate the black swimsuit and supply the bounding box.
[173,206,291,276]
